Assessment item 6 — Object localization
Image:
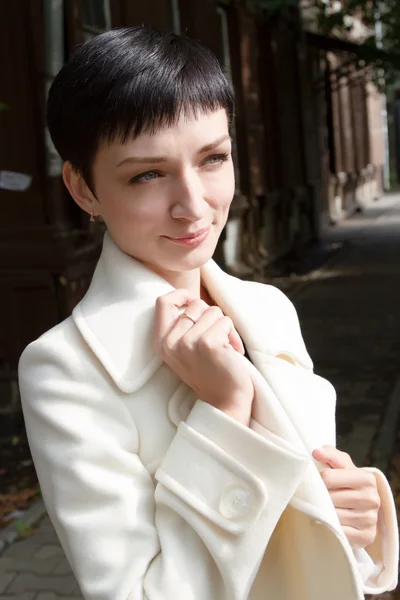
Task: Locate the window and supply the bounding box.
[216,5,241,192]
[171,0,181,34]
[82,0,111,39]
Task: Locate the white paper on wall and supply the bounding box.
[0,171,33,191]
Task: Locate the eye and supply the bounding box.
[129,170,161,184]
[203,152,230,166]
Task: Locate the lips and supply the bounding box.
[163,227,211,247]
[167,227,210,241]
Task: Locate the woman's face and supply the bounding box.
[91,109,234,276]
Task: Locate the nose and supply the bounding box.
[170,169,207,222]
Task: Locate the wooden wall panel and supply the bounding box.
[297,47,321,185]
[225,2,268,199]
[270,24,305,188]
[329,66,343,173]
[236,8,266,198]
[118,0,173,29]
[0,1,47,228]
[350,74,368,171]
[179,0,224,63]
[338,76,356,173]
[258,19,283,191]
[0,273,58,368]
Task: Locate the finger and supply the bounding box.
[312,446,354,469]
[329,489,378,510]
[335,508,373,529]
[338,508,378,532]
[335,508,360,529]
[320,468,369,491]
[167,299,211,346]
[229,327,245,355]
[184,308,244,354]
[197,315,240,353]
[155,289,196,341]
[341,525,376,549]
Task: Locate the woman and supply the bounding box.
[18,27,398,600]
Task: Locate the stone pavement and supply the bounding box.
[0,516,81,599]
[2,191,400,598]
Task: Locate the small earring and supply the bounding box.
[89,211,97,222]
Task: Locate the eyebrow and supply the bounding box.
[116,134,232,167]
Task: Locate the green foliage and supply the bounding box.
[310,0,400,84]
[15,520,34,538]
[310,0,400,53]
[0,101,9,112]
[253,0,400,52]
[251,0,400,84]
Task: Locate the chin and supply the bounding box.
[163,244,216,273]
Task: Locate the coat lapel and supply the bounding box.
[200,259,314,372]
[72,232,173,393]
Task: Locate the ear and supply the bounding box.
[62,162,98,217]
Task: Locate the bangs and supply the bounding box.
[104,35,234,145]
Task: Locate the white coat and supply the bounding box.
[18,231,399,600]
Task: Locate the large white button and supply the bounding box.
[219,484,255,519]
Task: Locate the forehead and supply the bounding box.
[96,109,230,165]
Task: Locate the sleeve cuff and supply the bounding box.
[155,400,310,535]
[359,467,399,593]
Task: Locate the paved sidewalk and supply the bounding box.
[2,192,400,598]
[0,515,81,599]
[292,191,400,471]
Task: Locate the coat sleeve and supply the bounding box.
[18,333,310,600]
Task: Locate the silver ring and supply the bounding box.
[180,313,197,325]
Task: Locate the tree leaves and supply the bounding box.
[250,0,400,56]
[249,0,400,85]
[0,489,39,530]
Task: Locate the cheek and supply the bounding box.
[100,188,158,227]
[207,168,235,210]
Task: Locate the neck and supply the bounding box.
[143,263,207,301]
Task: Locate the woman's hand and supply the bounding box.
[312,446,381,549]
[154,289,254,426]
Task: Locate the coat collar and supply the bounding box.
[72,231,313,394]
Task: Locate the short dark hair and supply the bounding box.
[47,26,234,190]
